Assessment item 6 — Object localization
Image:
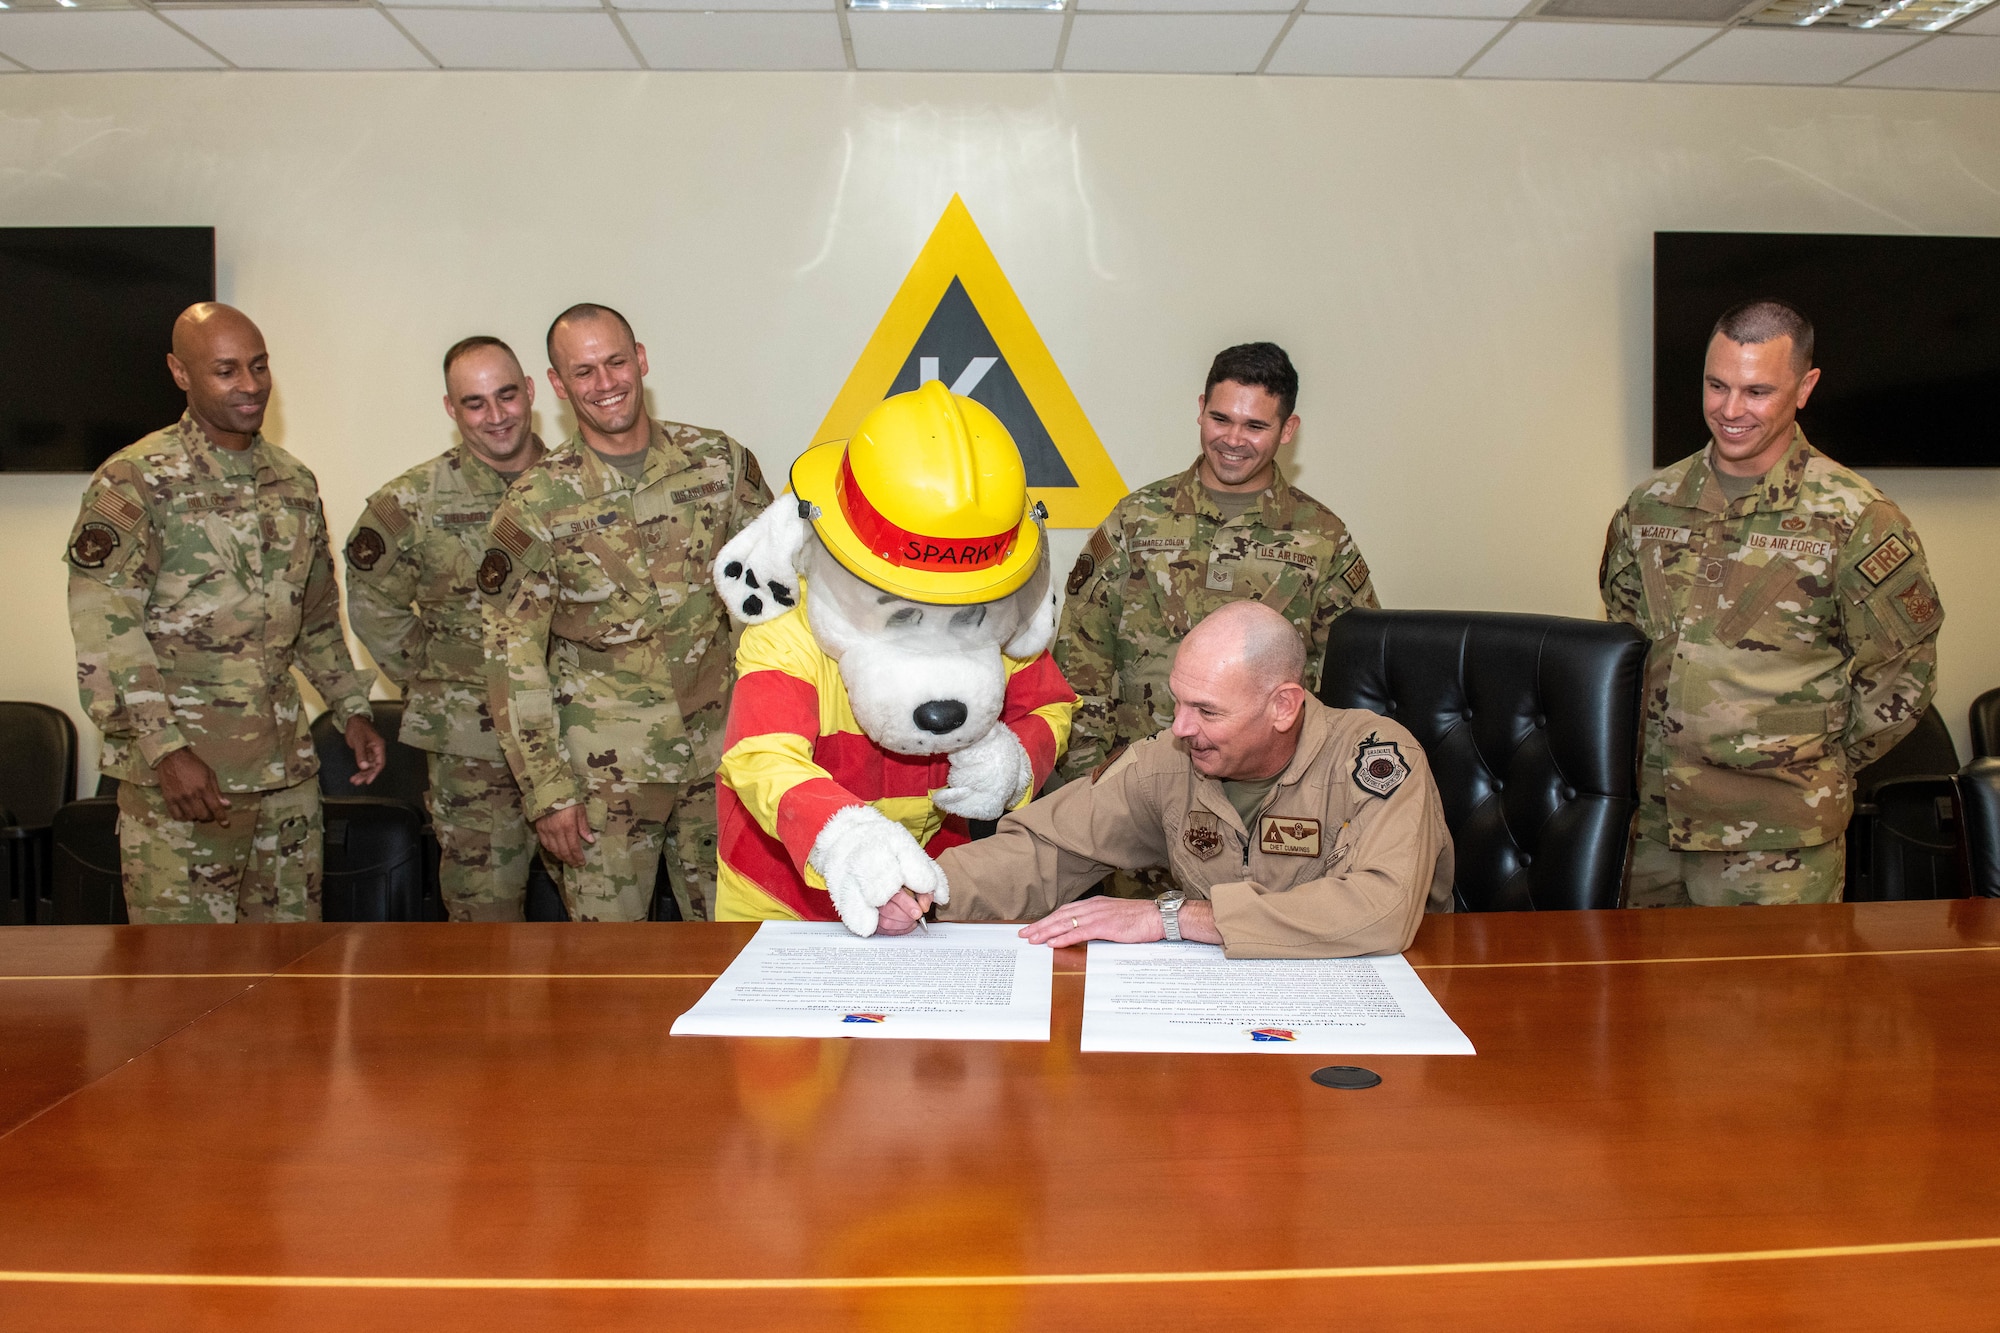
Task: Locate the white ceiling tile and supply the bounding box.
[389,0,601,9]
[0,11,222,70]
[617,0,829,10]
[846,12,1061,70]
[389,8,638,67]
[1079,0,1289,13]
[1657,27,1921,83]
[1946,6,2000,34]
[1267,13,1503,74]
[165,8,430,70]
[1307,0,1525,16]
[1849,32,2000,88]
[621,10,844,67]
[1063,13,1288,71]
[1465,20,1711,79]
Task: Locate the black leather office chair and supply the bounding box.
[1971,689,2000,762]
[49,797,128,925]
[1960,758,2000,898]
[1318,610,1648,912]
[313,702,443,919]
[0,703,79,926]
[322,797,430,922]
[313,700,430,811]
[1849,707,1961,902]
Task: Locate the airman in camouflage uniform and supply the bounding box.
[1057,343,1376,778]
[66,304,381,923]
[345,337,547,921]
[1602,302,1941,907]
[1057,343,1376,897]
[483,304,772,922]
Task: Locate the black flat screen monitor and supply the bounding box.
[0,227,215,474]
[1653,231,2000,470]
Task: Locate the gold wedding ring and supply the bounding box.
[1070,916,1079,929]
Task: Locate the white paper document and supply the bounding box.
[1080,942,1474,1055]
[671,921,1054,1042]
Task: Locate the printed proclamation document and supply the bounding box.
[1080,941,1474,1055]
[672,921,1054,1042]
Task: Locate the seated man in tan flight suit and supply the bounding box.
[876,601,1453,958]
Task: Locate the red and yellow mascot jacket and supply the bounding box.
[715,595,1077,922]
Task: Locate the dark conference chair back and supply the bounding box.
[313,701,430,815]
[1971,689,2000,761]
[1849,775,1966,902]
[49,797,128,925]
[1319,610,1648,913]
[322,797,430,922]
[1960,759,2000,898]
[0,703,79,925]
[1853,706,1960,799]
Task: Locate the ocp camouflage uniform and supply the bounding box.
[345,441,543,921]
[482,420,771,921]
[1056,461,1379,785]
[65,411,375,923]
[1601,428,1943,907]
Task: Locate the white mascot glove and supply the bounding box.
[808,804,951,938]
[931,723,1033,822]
[712,500,811,627]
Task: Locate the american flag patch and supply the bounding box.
[91,489,145,532]
[368,494,411,537]
[492,514,533,558]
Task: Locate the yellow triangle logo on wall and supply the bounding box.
[810,196,1126,530]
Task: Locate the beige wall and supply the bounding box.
[1,71,1996,790]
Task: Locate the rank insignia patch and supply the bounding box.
[1259,816,1322,858]
[346,526,386,572]
[1182,809,1223,860]
[70,521,119,569]
[477,548,512,596]
[1353,734,1410,799]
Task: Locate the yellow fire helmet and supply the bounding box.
[791,380,1045,605]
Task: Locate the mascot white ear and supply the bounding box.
[809,804,951,937]
[713,500,812,626]
[1003,580,1058,660]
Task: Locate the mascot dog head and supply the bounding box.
[711,382,1056,757]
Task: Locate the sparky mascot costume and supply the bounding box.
[709,382,1077,935]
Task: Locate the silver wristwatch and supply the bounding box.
[1156,890,1185,942]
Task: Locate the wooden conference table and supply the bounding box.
[3,902,1999,1330]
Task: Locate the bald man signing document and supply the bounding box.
[877,602,1453,958]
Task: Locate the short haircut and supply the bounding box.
[1711,299,1814,373]
[546,303,636,363]
[1205,342,1299,421]
[441,335,520,380]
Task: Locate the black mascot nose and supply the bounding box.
[913,700,969,735]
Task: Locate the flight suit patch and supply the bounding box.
[477,548,512,595]
[1259,816,1321,858]
[1182,810,1223,860]
[346,526,386,572]
[1353,734,1410,799]
[70,521,119,569]
[1342,555,1370,593]
[1858,535,1913,586]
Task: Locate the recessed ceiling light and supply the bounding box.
[55,0,79,8]
[848,0,1065,11]
[1747,0,1993,25]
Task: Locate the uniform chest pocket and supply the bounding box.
[1715,552,1832,646]
[550,532,654,646]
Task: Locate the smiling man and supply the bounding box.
[876,601,1452,957]
[480,304,772,921]
[1054,343,1378,794]
[1601,299,1943,907]
[345,336,548,921]
[66,302,385,923]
